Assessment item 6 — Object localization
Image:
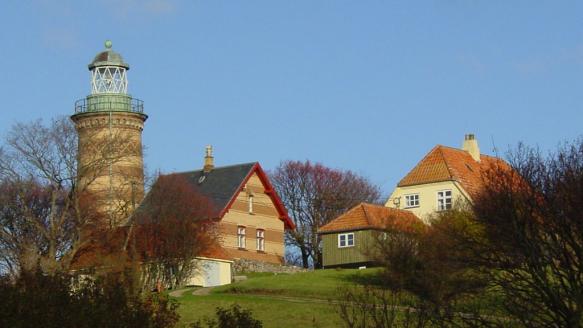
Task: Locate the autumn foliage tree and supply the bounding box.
[131,173,217,289]
[271,160,380,268]
[336,209,491,328]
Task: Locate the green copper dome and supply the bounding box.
[88,40,129,70]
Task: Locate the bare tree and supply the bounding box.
[271,160,380,268]
[336,285,424,328]
[452,140,583,328]
[0,118,133,276]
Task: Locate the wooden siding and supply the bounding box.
[219,172,285,264]
[321,230,378,267]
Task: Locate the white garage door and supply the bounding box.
[203,261,221,287]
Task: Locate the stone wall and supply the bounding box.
[233,258,308,274]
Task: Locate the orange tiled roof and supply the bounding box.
[318,203,423,234]
[397,145,508,199]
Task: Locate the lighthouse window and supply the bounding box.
[91,66,127,94]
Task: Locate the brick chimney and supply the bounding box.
[203,145,214,173]
[462,134,480,162]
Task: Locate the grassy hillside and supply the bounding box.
[173,268,379,328]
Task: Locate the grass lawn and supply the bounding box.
[176,293,343,328]
[213,268,380,299]
[173,268,379,328]
[172,267,508,327]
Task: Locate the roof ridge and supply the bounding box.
[361,202,387,210]
[320,204,362,230]
[438,144,500,159]
[317,203,422,234]
[360,203,372,226]
[398,145,455,187]
[171,162,258,175]
[397,145,441,186]
[437,146,456,181]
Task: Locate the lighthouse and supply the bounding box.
[71,40,148,227]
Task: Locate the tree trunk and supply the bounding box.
[300,247,309,269]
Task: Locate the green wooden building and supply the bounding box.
[318,203,422,268]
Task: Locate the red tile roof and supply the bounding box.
[397,145,509,199]
[318,203,423,234]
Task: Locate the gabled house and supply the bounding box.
[317,203,422,268]
[385,134,507,223]
[71,147,294,287]
[168,147,294,265]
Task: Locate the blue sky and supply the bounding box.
[1,1,582,197]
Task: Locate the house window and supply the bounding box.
[237,226,246,249]
[248,194,254,214]
[338,233,355,248]
[404,194,419,208]
[437,190,452,211]
[256,229,265,251]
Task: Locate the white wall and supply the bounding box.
[186,257,233,287]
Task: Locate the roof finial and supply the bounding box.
[105,40,112,49]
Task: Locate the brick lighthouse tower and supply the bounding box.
[71,40,148,227]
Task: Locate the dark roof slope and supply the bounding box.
[177,162,257,216]
[137,162,294,230]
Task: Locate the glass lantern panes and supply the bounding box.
[91,66,128,94]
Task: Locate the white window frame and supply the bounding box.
[404,193,420,208]
[248,194,254,214]
[338,233,355,248]
[237,226,246,249]
[256,229,265,251]
[437,190,452,211]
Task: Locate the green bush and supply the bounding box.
[190,304,262,328]
[0,270,179,328]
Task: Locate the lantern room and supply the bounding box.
[89,40,129,94]
[74,40,144,115]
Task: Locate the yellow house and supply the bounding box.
[386,134,506,223]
